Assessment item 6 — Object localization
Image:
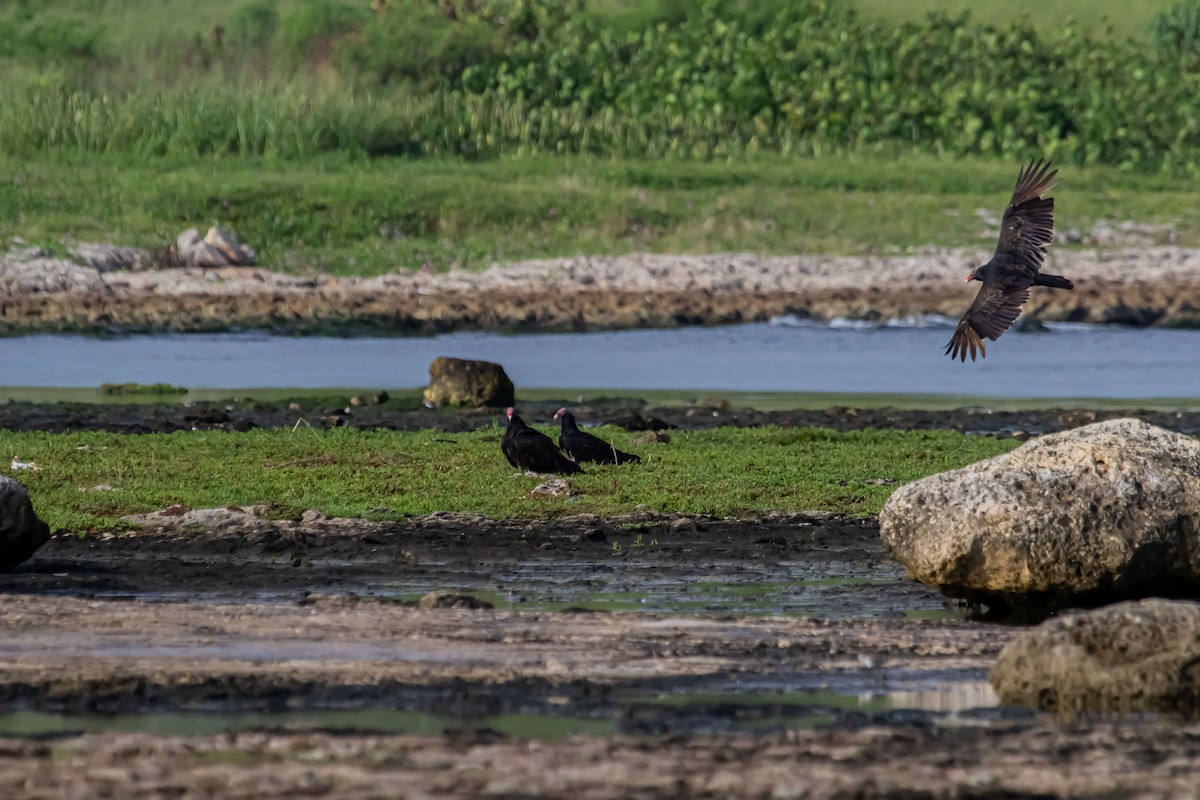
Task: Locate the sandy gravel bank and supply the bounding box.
[2,245,1198,333]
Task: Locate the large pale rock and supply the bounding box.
[991,599,1200,711]
[879,418,1200,607]
[203,226,256,266]
[422,357,515,408]
[0,476,51,572]
[176,226,256,268]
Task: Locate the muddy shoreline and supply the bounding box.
[1,398,1198,437]
[3,512,1197,797]
[1,513,982,716]
[4,246,1200,334]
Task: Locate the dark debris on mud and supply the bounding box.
[1,399,1199,437]
[7,511,895,604]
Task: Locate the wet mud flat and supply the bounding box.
[1,513,990,711]
[3,397,1200,437]
[5,719,1200,799]
[1,513,1194,797]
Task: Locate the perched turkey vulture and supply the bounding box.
[501,407,582,475]
[553,408,642,465]
[945,159,1075,362]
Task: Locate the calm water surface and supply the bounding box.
[1,319,1196,398]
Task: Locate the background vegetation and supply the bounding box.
[4,0,1199,166]
[4,0,1200,272]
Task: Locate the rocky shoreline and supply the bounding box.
[3,244,1200,334]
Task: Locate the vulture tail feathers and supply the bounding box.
[1033,273,1074,290]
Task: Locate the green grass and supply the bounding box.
[3,152,1196,275]
[0,426,1020,532]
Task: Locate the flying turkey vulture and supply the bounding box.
[553,408,642,465]
[501,407,582,475]
[945,159,1075,362]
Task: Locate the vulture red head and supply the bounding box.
[505,407,515,420]
[553,407,568,420]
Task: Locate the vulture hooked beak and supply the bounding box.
[965,270,976,283]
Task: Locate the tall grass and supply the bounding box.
[0,80,923,161]
[4,0,1200,171]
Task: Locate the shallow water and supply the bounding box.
[0,683,1004,740]
[382,563,956,620]
[19,563,955,621]
[1,320,1198,398]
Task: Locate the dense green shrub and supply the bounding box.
[1151,0,1200,56]
[337,0,511,89]
[227,1,280,50]
[0,9,106,61]
[5,0,1200,172]
[278,0,369,54]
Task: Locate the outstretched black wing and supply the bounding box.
[946,160,1057,361]
[993,158,1057,276]
[945,280,1032,362]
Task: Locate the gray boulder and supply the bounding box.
[991,598,1200,712]
[0,476,51,571]
[68,242,148,273]
[422,357,515,408]
[879,418,1200,607]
